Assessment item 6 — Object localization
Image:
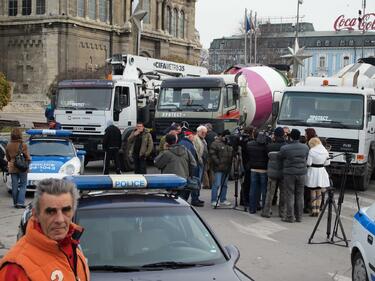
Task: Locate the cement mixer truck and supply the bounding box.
[154,65,289,136]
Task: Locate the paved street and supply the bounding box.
[0,160,374,280]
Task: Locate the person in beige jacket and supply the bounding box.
[5,128,30,208]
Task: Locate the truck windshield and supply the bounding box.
[158,88,221,112]
[278,91,364,129]
[56,88,112,110]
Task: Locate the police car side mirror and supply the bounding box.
[225,245,240,265]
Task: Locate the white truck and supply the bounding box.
[54,54,208,167]
[275,62,375,190]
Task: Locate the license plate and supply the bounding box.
[75,144,84,149]
[73,126,84,131]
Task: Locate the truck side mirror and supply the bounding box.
[233,85,240,100]
[272,101,280,117]
[371,100,375,116]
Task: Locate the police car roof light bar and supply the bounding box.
[26,129,73,137]
[64,174,187,191]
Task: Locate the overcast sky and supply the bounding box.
[196,0,375,49]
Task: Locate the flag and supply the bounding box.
[298,0,303,4]
[245,14,251,33]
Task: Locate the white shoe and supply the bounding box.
[211,201,219,208]
[220,200,232,206]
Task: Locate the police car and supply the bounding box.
[7,129,85,192]
[351,202,375,281]
[18,174,252,280]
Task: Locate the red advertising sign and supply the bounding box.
[334,13,375,31]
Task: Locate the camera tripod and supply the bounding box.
[214,151,247,212]
[308,153,352,247]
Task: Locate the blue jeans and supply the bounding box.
[11,172,27,206]
[249,171,268,213]
[211,172,229,203]
[191,163,204,203]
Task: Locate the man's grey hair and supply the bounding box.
[196,125,207,132]
[33,178,79,215]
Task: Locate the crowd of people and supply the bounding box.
[151,122,331,223]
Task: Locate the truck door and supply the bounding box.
[114,84,136,130]
[222,85,238,130]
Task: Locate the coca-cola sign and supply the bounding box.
[334,13,375,31]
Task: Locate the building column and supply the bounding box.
[156,0,163,31]
[31,0,36,15]
[125,0,131,22]
[17,0,22,16]
[95,0,98,20]
[84,0,88,18]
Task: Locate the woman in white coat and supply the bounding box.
[306,137,330,216]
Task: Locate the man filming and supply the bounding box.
[209,130,233,208]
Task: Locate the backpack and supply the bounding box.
[14,143,28,172]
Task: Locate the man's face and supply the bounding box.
[188,134,195,141]
[198,129,207,138]
[33,193,74,241]
[136,124,144,132]
[176,126,182,134]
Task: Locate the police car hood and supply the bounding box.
[91,262,248,280]
[29,156,72,173]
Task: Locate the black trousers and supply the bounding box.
[103,148,121,174]
[133,156,147,174]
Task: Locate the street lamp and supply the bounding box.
[293,0,303,79]
[131,8,148,56]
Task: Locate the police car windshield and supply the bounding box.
[77,207,226,269]
[28,140,75,157]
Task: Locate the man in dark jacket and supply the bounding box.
[261,127,286,218]
[209,130,233,208]
[246,132,269,214]
[103,121,122,174]
[240,126,255,206]
[278,129,309,223]
[154,134,196,180]
[203,123,217,189]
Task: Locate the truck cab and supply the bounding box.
[276,75,375,190]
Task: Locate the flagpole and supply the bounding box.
[254,11,257,64]
[249,10,252,64]
[244,8,247,64]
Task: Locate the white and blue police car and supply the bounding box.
[351,202,375,281]
[7,129,85,192]
[18,174,253,280]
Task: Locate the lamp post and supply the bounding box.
[131,8,148,56]
[293,0,303,79]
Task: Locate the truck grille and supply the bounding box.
[154,118,223,135]
[325,138,359,153]
[61,124,101,134]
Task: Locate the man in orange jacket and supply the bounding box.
[0,178,89,281]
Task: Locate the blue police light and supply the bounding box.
[26,129,73,137]
[64,174,187,190]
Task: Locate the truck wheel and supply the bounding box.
[356,153,373,191]
[121,141,134,172]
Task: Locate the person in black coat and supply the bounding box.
[246,132,269,214]
[240,126,255,206]
[103,121,122,174]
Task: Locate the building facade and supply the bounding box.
[0,0,202,100]
[209,22,375,80]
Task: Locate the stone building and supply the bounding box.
[0,0,202,101]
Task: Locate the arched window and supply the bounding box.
[77,0,84,17]
[99,0,107,22]
[172,8,177,37]
[142,0,150,24]
[88,0,96,19]
[178,10,185,38]
[36,0,45,14]
[349,40,354,46]
[8,0,17,16]
[324,40,330,47]
[339,40,345,47]
[167,6,172,34]
[316,40,322,47]
[22,0,31,15]
[343,56,350,67]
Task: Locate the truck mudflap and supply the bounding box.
[326,161,366,177]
